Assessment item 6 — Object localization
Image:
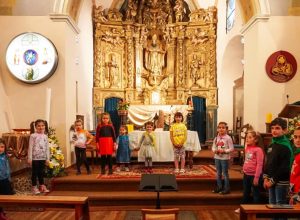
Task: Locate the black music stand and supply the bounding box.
[139,174,178,209]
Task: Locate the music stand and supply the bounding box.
[139,174,178,209]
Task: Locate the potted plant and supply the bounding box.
[117,99,130,115]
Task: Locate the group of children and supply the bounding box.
[94,111,188,176]
[210,118,300,215]
[1,112,299,218]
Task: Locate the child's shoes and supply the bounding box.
[39,185,50,193]
[179,169,185,174]
[174,169,179,174]
[124,167,130,172]
[32,186,40,195]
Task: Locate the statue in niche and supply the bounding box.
[174,0,184,22]
[144,34,166,80]
[190,54,200,85]
[125,0,137,21]
[107,54,119,88]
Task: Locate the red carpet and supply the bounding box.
[96,164,216,179]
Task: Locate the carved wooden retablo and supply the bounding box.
[93,0,217,107]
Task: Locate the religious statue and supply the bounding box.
[144,34,166,78]
[93,5,108,23]
[126,0,137,21]
[271,55,293,76]
[174,0,184,22]
[107,54,119,87]
[190,54,200,85]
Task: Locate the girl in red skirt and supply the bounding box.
[96,112,116,176]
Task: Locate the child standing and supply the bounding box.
[28,119,50,195]
[72,119,94,175]
[0,139,14,220]
[96,112,116,176]
[170,112,187,174]
[212,121,234,194]
[235,131,264,213]
[115,125,131,172]
[138,121,156,173]
[289,127,300,202]
[263,117,293,208]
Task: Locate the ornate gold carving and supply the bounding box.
[93,2,217,107]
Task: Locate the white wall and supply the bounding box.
[244,16,300,132]
[216,0,244,130]
[0,15,94,167]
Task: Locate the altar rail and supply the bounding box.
[0,195,90,220]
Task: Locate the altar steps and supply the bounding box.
[48,165,244,208]
[48,190,243,208]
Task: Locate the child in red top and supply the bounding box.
[290,127,300,197]
[96,112,116,176]
[236,130,264,213]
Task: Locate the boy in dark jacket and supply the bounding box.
[263,117,293,208]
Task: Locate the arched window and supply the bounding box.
[226,0,235,33]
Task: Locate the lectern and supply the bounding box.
[139,174,178,209]
[278,104,300,118]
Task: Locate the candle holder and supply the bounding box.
[265,122,271,133]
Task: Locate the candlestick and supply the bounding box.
[45,88,51,123]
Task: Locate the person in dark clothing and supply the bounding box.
[263,117,293,220]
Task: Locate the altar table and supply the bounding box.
[129,130,201,162]
[1,133,30,159]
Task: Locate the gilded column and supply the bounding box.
[177,36,185,88]
[125,25,134,88]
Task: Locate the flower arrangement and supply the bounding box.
[288,115,300,140]
[45,127,65,178]
[117,99,130,110]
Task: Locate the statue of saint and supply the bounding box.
[107,54,119,87]
[144,34,166,77]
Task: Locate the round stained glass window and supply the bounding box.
[6,32,58,84]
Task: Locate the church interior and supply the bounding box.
[0,0,300,219]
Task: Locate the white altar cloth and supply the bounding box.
[128,130,201,162]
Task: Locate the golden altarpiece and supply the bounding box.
[92,0,218,139]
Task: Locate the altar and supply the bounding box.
[129,130,201,162]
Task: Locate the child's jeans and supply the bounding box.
[215,159,230,191]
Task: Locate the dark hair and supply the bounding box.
[30,119,48,134]
[74,119,83,126]
[218,121,228,130]
[0,138,6,154]
[119,125,128,134]
[270,117,287,130]
[173,112,184,123]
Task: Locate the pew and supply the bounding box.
[0,195,90,220]
[240,204,300,220]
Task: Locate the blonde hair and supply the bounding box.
[100,112,112,125]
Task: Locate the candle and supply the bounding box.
[45,88,52,123]
[127,124,134,133]
[266,113,272,123]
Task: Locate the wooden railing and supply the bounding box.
[240,204,300,220]
[0,195,90,220]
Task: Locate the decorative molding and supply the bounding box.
[49,14,80,34]
[240,14,270,35]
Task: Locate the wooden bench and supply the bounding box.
[240,204,300,220]
[0,195,90,220]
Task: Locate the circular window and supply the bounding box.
[6,32,58,84]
